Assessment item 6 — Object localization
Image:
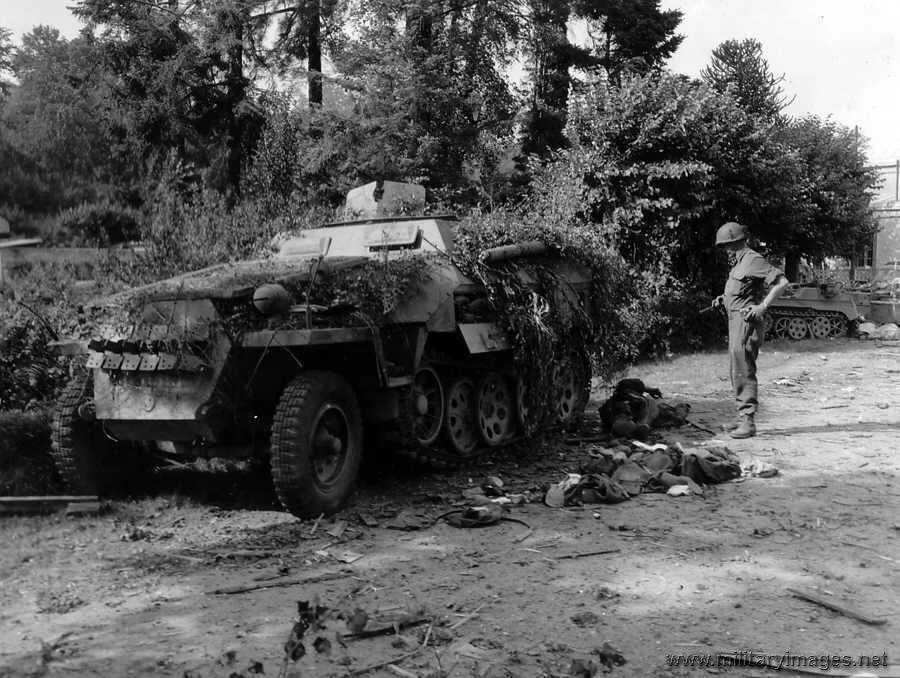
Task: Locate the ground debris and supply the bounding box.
[343,617,430,641]
[282,599,329,664]
[386,509,432,531]
[741,459,779,478]
[570,611,600,627]
[208,569,350,595]
[786,586,887,625]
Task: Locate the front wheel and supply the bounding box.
[51,374,109,494]
[270,371,363,518]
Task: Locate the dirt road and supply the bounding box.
[1,338,898,678]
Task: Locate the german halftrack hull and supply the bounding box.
[52,198,595,518]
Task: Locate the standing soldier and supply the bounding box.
[712,222,790,438]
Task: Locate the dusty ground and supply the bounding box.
[1,337,898,678]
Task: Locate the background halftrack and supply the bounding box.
[763,282,860,340]
[51,182,594,518]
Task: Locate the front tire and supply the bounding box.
[51,374,109,494]
[270,371,363,518]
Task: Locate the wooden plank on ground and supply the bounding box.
[786,586,887,625]
[0,496,100,516]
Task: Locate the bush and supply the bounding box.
[118,176,332,286]
[57,201,142,246]
[0,319,68,410]
[0,408,59,495]
[0,260,122,409]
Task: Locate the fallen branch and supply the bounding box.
[840,541,896,563]
[346,648,422,677]
[786,586,887,625]
[503,517,533,542]
[342,618,430,641]
[165,553,206,564]
[449,604,485,631]
[685,419,716,435]
[216,550,276,560]
[310,512,325,535]
[208,570,349,595]
[555,548,622,560]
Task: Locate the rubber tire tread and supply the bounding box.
[51,374,103,494]
[270,371,363,518]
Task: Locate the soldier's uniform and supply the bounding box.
[723,247,783,418]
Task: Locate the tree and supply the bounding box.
[776,116,879,278]
[521,0,590,156]
[579,0,683,85]
[1,26,126,207]
[522,0,683,156]
[701,38,791,121]
[72,0,270,197]
[247,0,522,203]
[247,0,344,107]
[532,70,810,300]
[0,27,13,96]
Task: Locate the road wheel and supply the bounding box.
[787,317,809,340]
[516,376,537,436]
[830,315,849,337]
[270,371,363,518]
[51,374,109,494]
[554,351,591,426]
[476,372,515,446]
[809,315,831,339]
[443,376,479,456]
[407,366,444,446]
[774,317,790,338]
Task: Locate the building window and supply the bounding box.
[854,247,873,268]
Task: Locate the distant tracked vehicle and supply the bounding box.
[764,282,860,340]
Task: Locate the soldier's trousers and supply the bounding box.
[728,311,764,416]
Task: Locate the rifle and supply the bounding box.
[698,303,719,315]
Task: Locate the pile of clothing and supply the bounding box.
[544,441,744,507]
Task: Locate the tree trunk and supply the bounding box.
[306,0,322,106]
[226,8,246,200]
[784,251,801,283]
[406,0,433,52]
[523,0,571,156]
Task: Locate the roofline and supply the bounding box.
[312,214,458,229]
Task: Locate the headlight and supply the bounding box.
[253,284,291,315]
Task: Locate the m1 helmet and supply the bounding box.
[715,221,748,246]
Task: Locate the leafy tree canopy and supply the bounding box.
[775,116,879,272]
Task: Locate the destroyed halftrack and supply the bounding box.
[763,282,860,340]
[51,182,594,518]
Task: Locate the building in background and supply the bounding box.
[866,162,900,275]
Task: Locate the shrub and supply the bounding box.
[0,408,59,495]
[57,201,142,246]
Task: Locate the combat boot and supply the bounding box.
[729,415,756,439]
